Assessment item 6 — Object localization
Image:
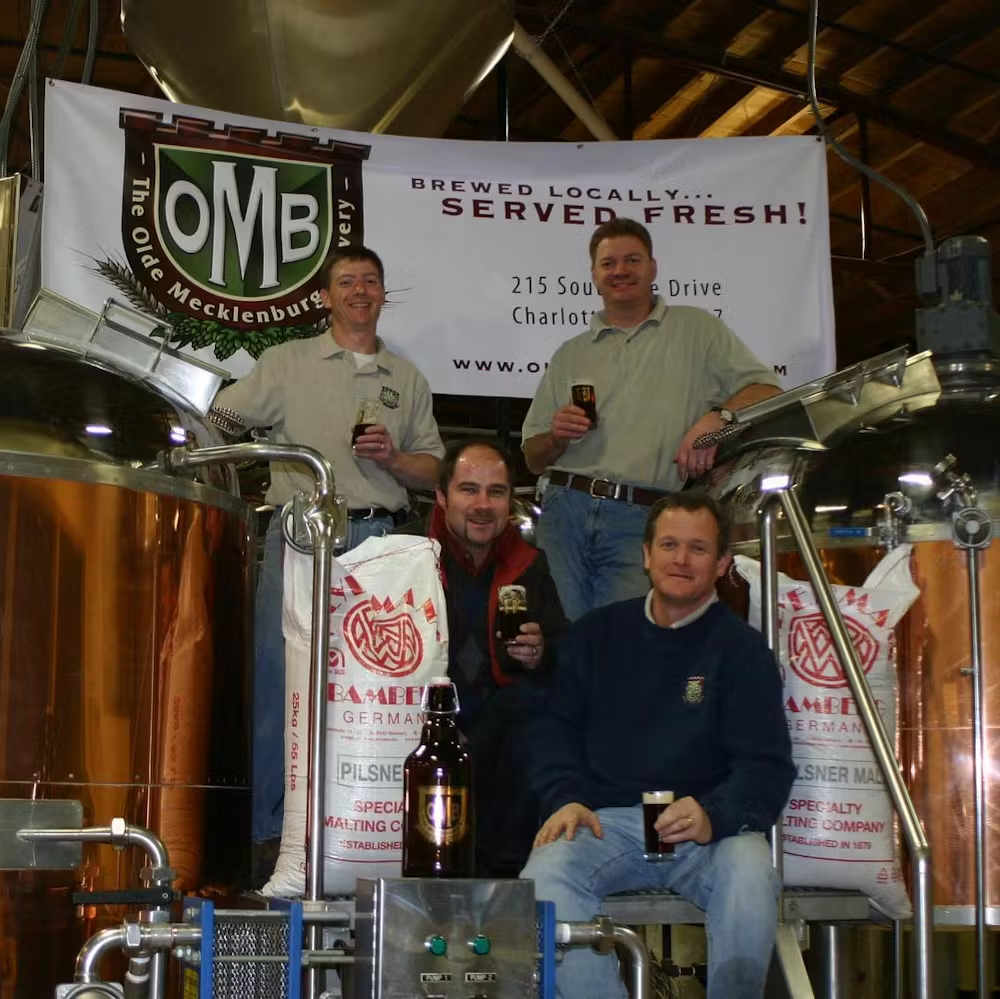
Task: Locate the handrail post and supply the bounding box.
[759,496,783,880]
[772,484,933,999]
[162,441,339,999]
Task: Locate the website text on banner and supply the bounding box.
[42,80,835,398]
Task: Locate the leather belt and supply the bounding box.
[348,506,405,524]
[548,470,665,507]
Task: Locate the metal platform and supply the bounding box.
[601,887,880,926]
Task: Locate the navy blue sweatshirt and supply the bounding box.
[526,598,796,841]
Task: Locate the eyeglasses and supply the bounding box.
[335,275,383,290]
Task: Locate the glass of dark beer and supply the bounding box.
[571,382,598,426]
[497,584,528,645]
[352,398,382,447]
[642,790,675,861]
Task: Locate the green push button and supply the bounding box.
[469,934,491,956]
[425,934,448,957]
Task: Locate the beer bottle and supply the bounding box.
[402,676,475,877]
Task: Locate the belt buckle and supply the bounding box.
[589,477,619,500]
[361,506,376,520]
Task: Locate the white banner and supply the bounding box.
[42,80,834,398]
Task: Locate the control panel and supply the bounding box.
[353,878,540,999]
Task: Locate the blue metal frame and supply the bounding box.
[181,896,214,999]
[182,896,303,999]
[266,897,304,999]
[536,900,557,999]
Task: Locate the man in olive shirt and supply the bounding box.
[215,246,444,880]
[521,218,781,620]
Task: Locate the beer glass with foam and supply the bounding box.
[642,790,675,861]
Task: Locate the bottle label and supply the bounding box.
[417,785,469,845]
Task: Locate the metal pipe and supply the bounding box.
[510,22,618,142]
[893,919,904,999]
[815,924,842,998]
[204,950,355,967]
[81,0,99,84]
[125,825,169,871]
[162,440,337,903]
[859,115,872,260]
[51,0,85,78]
[967,545,988,999]
[929,456,987,994]
[304,500,336,999]
[76,921,202,983]
[805,0,935,257]
[777,486,932,999]
[301,910,353,925]
[18,821,167,868]
[556,918,650,999]
[27,0,43,181]
[20,820,172,999]
[161,442,335,501]
[168,442,335,998]
[159,440,339,999]
[141,909,168,999]
[0,0,49,175]
[123,953,151,999]
[759,498,781,669]
[76,928,129,984]
[612,924,651,999]
[301,951,356,966]
[134,924,202,949]
[19,826,119,844]
[495,53,509,142]
[758,497,785,881]
[20,824,168,868]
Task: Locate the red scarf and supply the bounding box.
[429,505,538,686]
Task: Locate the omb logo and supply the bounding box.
[787,612,879,689]
[417,787,469,845]
[343,600,424,679]
[108,109,371,361]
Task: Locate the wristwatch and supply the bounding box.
[710,406,735,425]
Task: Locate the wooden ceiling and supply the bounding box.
[2,0,1000,369]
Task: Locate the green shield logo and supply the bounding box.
[114,109,371,361]
[155,146,332,299]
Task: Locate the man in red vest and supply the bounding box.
[429,439,568,875]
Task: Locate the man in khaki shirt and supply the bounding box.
[522,218,781,620]
[215,246,443,878]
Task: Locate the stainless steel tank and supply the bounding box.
[705,350,1000,928]
[0,331,254,997]
[121,0,514,137]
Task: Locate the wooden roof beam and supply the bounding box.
[769,100,838,137]
[698,86,789,138]
[560,13,1000,172]
[634,72,722,140]
[753,0,1000,89]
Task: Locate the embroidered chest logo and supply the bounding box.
[683,676,705,705]
[380,386,400,409]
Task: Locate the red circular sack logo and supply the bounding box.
[343,602,424,678]
[787,612,878,688]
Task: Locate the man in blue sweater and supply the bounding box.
[521,491,795,999]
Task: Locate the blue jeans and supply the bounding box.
[536,484,650,621]
[251,511,393,844]
[521,807,779,999]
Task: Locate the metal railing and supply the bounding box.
[758,484,933,999]
[159,441,340,999]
